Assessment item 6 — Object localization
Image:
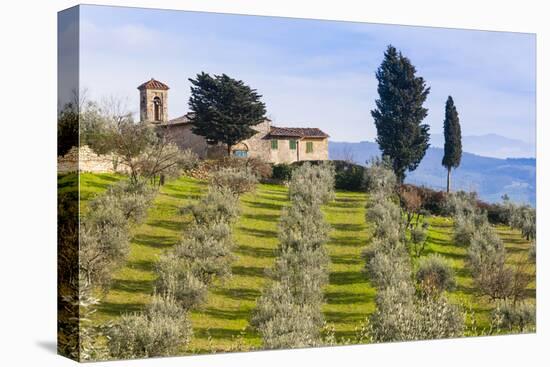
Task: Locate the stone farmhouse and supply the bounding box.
[138,78,329,164]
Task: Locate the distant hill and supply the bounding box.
[329,141,536,206]
[430,133,535,159]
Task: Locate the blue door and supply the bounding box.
[233,150,248,158]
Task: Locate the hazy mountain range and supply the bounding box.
[430,133,535,159]
[329,139,536,206]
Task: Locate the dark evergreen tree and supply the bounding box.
[442,96,462,193]
[188,72,267,155]
[371,45,431,182]
[58,103,79,156]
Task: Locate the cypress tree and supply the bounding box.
[442,96,462,193]
[371,45,431,183]
[188,72,267,156]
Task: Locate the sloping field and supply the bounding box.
[75,173,534,353]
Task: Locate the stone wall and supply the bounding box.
[57,145,125,174]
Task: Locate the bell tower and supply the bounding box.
[137,78,169,123]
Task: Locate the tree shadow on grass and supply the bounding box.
[328,200,363,209]
[232,265,267,278]
[324,310,366,324]
[331,223,364,232]
[242,200,285,212]
[329,271,367,286]
[201,307,252,321]
[242,213,280,222]
[110,278,154,294]
[235,244,276,259]
[325,291,373,305]
[329,235,365,248]
[132,233,176,249]
[148,219,183,232]
[238,227,278,239]
[330,256,362,266]
[126,259,156,272]
[212,287,261,302]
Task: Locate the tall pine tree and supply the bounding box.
[188,72,267,155]
[441,96,462,193]
[371,45,431,182]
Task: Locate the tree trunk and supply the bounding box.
[446,167,451,193]
[227,144,232,157]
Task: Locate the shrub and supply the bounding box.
[213,156,272,179]
[398,185,423,227]
[80,199,129,288]
[368,251,412,289]
[366,197,403,239]
[332,160,365,191]
[367,283,464,342]
[278,203,331,253]
[492,302,536,332]
[468,223,506,275]
[409,223,429,256]
[271,246,329,305]
[106,179,157,224]
[58,277,106,361]
[107,295,192,359]
[416,255,456,295]
[175,222,235,284]
[210,167,258,195]
[288,162,335,206]
[252,281,323,349]
[272,163,294,182]
[188,186,239,224]
[364,160,397,196]
[154,253,208,310]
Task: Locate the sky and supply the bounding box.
[69,5,536,150]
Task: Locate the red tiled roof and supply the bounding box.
[269,126,329,138]
[137,78,170,90]
[165,113,194,126]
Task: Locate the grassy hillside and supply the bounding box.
[76,173,535,354]
[420,216,536,331]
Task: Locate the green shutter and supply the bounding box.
[289,140,297,150]
[271,139,278,150]
[306,141,313,153]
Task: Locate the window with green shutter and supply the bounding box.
[271,139,278,150]
[306,141,313,153]
[289,139,297,150]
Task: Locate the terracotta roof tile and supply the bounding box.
[269,126,329,138]
[137,78,170,90]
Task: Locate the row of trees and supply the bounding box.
[252,163,335,348]
[372,45,462,192]
[359,160,464,342]
[58,179,157,361]
[448,192,530,312]
[105,166,257,358]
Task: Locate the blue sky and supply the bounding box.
[75,5,536,148]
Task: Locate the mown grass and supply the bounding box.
[76,173,535,354]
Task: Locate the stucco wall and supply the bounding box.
[159,124,209,158]
[157,119,328,164]
[269,137,328,164]
[298,137,329,162]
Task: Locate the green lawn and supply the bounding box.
[75,173,535,354]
